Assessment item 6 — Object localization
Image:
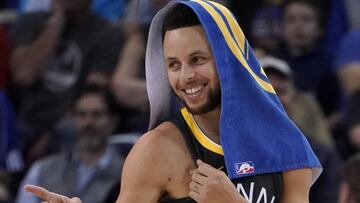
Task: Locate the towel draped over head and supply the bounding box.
[145,0,322,182]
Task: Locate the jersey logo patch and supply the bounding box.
[235,161,255,175]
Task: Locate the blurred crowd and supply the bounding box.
[0,0,359,202]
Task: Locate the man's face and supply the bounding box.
[283,2,321,50]
[73,94,113,149]
[163,25,221,115]
[266,71,295,114]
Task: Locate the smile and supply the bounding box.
[183,85,205,97]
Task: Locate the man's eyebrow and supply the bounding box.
[189,50,206,56]
[165,56,178,62]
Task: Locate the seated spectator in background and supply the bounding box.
[261,56,342,203]
[251,0,285,54]
[15,85,124,203]
[278,0,341,121]
[10,0,123,167]
[335,30,360,97]
[338,153,360,203]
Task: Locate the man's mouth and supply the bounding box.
[183,84,206,97]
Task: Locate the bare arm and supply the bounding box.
[116,129,176,203]
[11,0,65,86]
[111,30,149,111]
[281,169,312,203]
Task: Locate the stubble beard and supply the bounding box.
[181,85,221,115]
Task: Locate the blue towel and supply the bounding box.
[146,0,322,183]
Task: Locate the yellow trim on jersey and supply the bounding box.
[180,108,224,155]
[191,0,275,94]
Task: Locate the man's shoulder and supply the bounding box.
[139,121,184,147]
[126,121,188,163]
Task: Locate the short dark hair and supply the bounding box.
[162,4,201,40]
[344,153,360,202]
[73,84,120,115]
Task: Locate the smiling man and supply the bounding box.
[24,1,321,203]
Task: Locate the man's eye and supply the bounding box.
[192,56,205,64]
[168,61,181,70]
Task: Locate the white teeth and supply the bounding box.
[185,86,203,94]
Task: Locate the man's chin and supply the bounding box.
[185,104,217,115]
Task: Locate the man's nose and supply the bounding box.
[180,64,196,82]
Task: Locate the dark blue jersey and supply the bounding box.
[160,109,283,203]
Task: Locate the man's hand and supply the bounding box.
[189,160,247,203]
[24,185,81,203]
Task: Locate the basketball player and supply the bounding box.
[24,1,321,202]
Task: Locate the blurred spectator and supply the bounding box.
[10,0,123,167]
[261,56,341,203]
[15,85,124,203]
[338,153,360,203]
[17,0,128,22]
[278,0,341,121]
[335,30,360,97]
[251,0,285,53]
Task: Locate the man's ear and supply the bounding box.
[338,182,352,203]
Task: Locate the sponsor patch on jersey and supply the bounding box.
[235,161,255,175]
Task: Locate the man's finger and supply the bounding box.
[70,197,82,203]
[189,181,201,194]
[189,190,200,202]
[196,159,220,175]
[191,169,208,185]
[24,185,54,200]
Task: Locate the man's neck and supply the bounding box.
[193,107,221,144]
